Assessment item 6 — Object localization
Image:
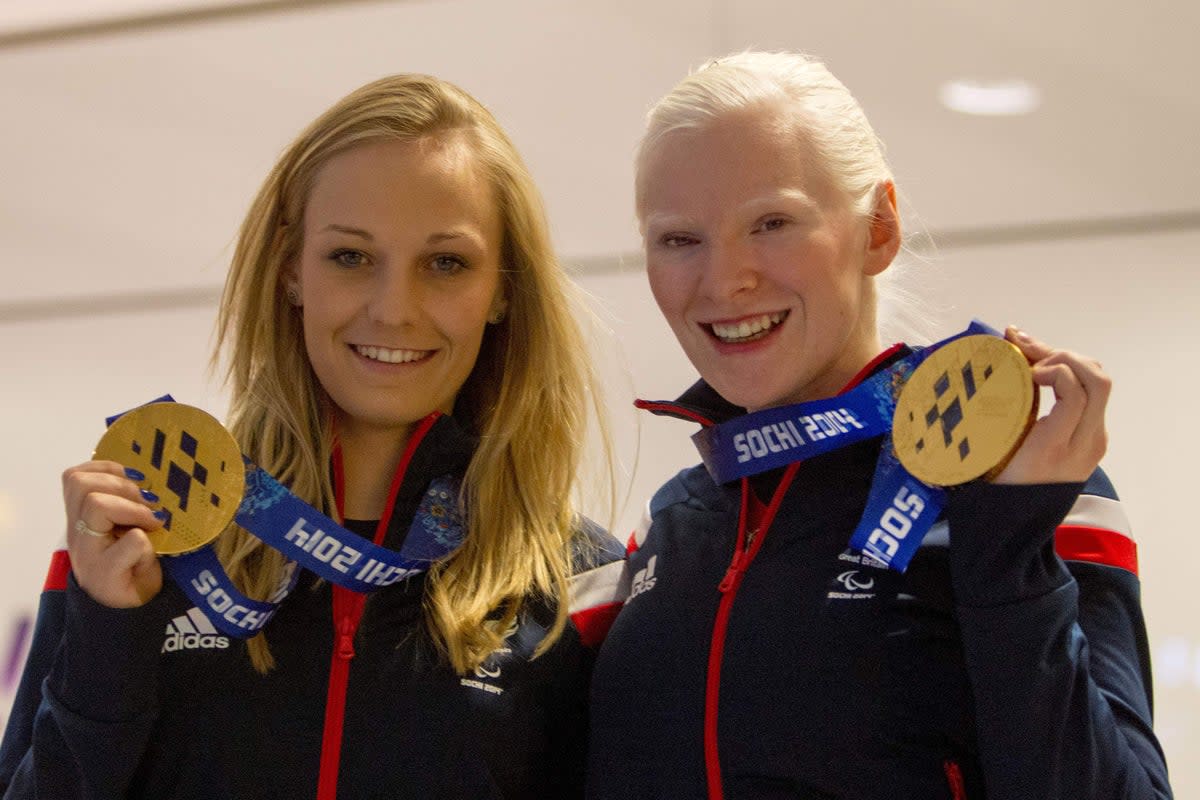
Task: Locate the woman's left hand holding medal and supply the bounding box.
[63,460,165,608]
[993,326,1112,485]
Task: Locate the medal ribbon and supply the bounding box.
[104,402,465,638]
[692,320,1000,572]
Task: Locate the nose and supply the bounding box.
[700,237,759,300]
[366,265,420,326]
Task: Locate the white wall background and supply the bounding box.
[1,0,1196,792]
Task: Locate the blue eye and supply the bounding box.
[329,249,367,268]
[660,233,698,248]
[431,254,468,274]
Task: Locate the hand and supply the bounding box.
[993,327,1111,485]
[62,460,165,608]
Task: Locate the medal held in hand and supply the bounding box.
[891,334,1038,487]
[92,398,464,637]
[93,402,244,555]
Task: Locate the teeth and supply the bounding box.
[354,345,428,364]
[710,312,786,343]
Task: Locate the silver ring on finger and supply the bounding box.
[74,519,110,539]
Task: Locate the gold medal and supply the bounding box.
[93,403,244,554]
[891,335,1037,486]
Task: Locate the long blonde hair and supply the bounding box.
[214,74,602,674]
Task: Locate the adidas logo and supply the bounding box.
[628,555,658,602]
[162,607,231,653]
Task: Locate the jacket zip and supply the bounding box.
[704,464,800,800]
[943,759,967,799]
[690,343,906,800]
[315,412,442,800]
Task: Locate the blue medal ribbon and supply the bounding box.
[692,388,891,484]
[235,464,452,593]
[690,320,1000,572]
[104,402,465,638]
[844,440,946,572]
[162,546,290,637]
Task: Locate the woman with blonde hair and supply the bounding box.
[0,73,622,799]
[588,51,1171,799]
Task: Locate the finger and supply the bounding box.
[1005,326,1053,363]
[63,461,154,510]
[1036,349,1111,457]
[1007,329,1110,451]
[1028,360,1086,446]
[64,472,161,516]
[96,528,163,607]
[106,527,157,574]
[74,492,163,544]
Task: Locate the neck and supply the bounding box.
[819,296,885,399]
[335,419,416,520]
[835,333,887,393]
[759,330,885,412]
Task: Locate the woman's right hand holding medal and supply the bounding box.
[63,460,164,608]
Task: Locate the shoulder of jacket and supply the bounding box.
[622,465,724,555]
[569,516,624,574]
[650,464,721,514]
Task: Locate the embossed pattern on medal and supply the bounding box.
[93,403,244,554]
[892,335,1037,486]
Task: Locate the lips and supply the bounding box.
[352,344,432,364]
[705,311,788,344]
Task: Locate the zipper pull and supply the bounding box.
[336,617,356,661]
[718,551,745,594]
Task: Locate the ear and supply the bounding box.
[281,264,303,307]
[488,293,509,325]
[863,181,901,277]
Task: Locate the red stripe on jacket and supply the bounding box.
[43,550,71,592]
[571,603,623,649]
[1055,524,1138,576]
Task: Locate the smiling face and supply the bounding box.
[289,135,505,440]
[639,103,897,411]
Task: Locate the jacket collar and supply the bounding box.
[336,411,478,551]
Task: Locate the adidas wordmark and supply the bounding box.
[162,607,230,653]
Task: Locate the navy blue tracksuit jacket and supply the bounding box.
[588,354,1172,799]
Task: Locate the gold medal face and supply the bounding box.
[93,403,243,554]
[892,335,1037,486]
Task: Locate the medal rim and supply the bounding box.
[891,335,1037,487]
[93,402,243,555]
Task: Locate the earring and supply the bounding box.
[286,286,301,306]
[488,308,506,324]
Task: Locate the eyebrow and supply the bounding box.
[321,224,373,240]
[318,225,483,247]
[642,212,696,232]
[643,190,819,231]
[427,230,481,246]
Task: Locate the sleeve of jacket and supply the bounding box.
[539,521,627,798]
[0,551,170,799]
[0,552,70,793]
[565,517,628,651]
[946,468,1172,800]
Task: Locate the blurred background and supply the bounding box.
[1,0,1196,792]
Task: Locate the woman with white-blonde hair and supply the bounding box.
[588,51,1171,799]
[0,73,622,799]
